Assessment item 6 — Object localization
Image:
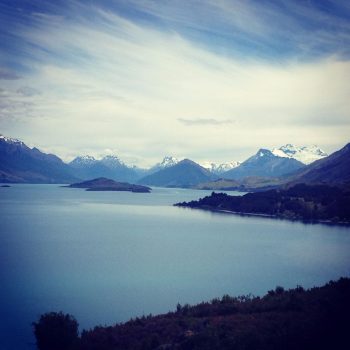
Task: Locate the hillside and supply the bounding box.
[33,278,350,350]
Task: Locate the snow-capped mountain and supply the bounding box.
[100,155,125,168]
[0,134,25,146]
[157,156,179,169]
[138,159,218,187]
[223,148,305,179]
[147,156,180,175]
[68,154,140,182]
[200,161,241,174]
[272,144,328,165]
[69,155,97,167]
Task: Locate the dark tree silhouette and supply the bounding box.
[33,312,79,350]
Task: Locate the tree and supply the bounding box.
[33,312,79,350]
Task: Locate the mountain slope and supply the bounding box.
[223,148,305,179]
[0,135,77,183]
[290,142,350,185]
[138,159,218,187]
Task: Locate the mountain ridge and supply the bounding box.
[138,159,218,188]
[0,134,344,186]
[222,148,305,179]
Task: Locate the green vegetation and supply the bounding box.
[176,183,350,223]
[34,278,350,349]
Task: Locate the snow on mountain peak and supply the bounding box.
[70,155,97,166]
[200,161,241,174]
[101,155,125,167]
[271,148,290,158]
[256,149,273,158]
[159,156,179,168]
[274,144,328,164]
[0,134,24,146]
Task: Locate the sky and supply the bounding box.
[0,0,350,167]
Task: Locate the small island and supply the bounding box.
[1,184,11,187]
[175,183,350,224]
[67,177,151,193]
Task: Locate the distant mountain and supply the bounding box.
[69,155,139,182]
[147,156,180,175]
[222,148,305,179]
[70,155,97,167]
[138,159,218,188]
[290,142,350,185]
[272,144,328,164]
[0,135,77,183]
[200,161,241,174]
[100,155,125,168]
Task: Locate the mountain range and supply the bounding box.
[199,142,350,191]
[222,148,305,179]
[69,155,140,182]
[1,134,342,188]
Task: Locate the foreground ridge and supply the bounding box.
[34,278,350,349]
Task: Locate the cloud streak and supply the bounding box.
[0,1,349,166]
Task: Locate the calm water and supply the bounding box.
[1,185,350,349]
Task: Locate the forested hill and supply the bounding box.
[175,184,350,223]
[34,278,350,350]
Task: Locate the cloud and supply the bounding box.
[0,1,349,166]
[178,118,236,126]
[0,69,20,80]
[16,86,41,97]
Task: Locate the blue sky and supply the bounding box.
[0,0,350,166]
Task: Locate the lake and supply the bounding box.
[1,185,350,349]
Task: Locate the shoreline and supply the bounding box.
[175,204,350,226]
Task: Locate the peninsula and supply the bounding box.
[175,183,350,224]
[67,177,151,193]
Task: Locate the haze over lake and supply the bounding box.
[1,185,350,349]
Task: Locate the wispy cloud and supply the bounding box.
[0,1,349,165]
